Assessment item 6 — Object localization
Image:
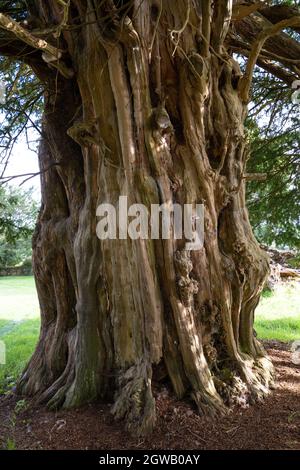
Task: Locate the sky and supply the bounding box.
[3,132,41,202]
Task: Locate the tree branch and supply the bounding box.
[229,35,298,85]
[201,0,211,56]
[238,15,300,102]
[0,12,74,79]
[0,163,61,186]
[210,0,232,52]
[259,5,300,34]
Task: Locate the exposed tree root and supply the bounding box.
[111,362,156,436]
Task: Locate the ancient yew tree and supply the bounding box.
[0,1,300,434]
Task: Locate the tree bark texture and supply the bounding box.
[14,0,274,435]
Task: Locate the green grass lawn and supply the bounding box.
[254,282,300,342]
[0,276,39,321]
[0,276,299,394]
[0,276,40,393]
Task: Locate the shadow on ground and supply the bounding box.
[0,341,299,450]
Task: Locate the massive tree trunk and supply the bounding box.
[7,0,275,435]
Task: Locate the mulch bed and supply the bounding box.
[0,341,299,450]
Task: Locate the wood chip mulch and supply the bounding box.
[0,341,299,450]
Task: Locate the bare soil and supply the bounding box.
[0,341,299,450]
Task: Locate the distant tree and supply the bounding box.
[0,185,38,267]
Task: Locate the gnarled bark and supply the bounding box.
[2,0,277,435]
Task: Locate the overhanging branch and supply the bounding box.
[238,15,300,102]
[0,12,74,79]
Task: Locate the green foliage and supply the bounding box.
[0,57,43,163]
[0,185,38,267]
[0,2,298,254]
[0,185,38,241]
[246,69,300,249]
[14,398,27,414]
[0,1,28,21]
[0,239,32,268]
[288,254,300,268]
[0,45,43,192]
[0,13,42,270]
[6,437,16,450]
